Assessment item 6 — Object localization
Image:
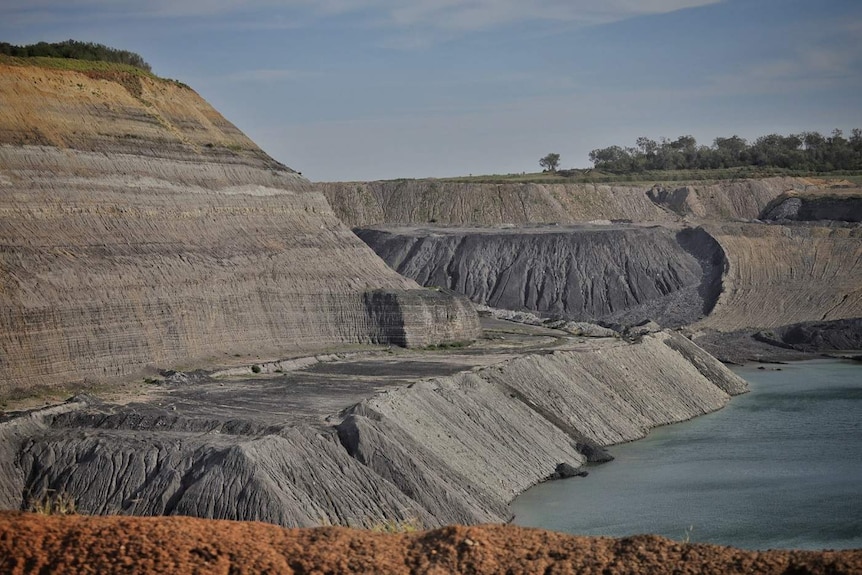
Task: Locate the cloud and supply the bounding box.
[705,44,862,96]
[2,0,723,31]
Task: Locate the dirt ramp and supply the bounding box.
[3,512,860,575]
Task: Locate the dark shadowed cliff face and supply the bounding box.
[0,62,479,395]
[357,220,862,335]
[356,225,726,327]
[761,190,862,222]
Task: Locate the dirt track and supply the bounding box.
[2,512,860,574]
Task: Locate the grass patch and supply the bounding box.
[27,489,78,516]
[0,54,194,91]
[425,340,470,350]
[368,517,422,533]
[434,167,862,186]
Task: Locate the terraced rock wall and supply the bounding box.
[316,177,811,226]
[0,63,479,395]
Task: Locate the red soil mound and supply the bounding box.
[1,511,859,574]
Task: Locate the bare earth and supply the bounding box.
[2,512,860,574]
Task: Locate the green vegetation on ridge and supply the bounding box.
[0,40,151,72]
[588,130,862,174]
[437,168,862,186]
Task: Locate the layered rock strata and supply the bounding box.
[696,223,862,332]
[0,63,479,395]
[316,177,810,227]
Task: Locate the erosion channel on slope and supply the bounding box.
[0,317,746,528]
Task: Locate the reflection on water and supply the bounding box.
[511,359,862,550]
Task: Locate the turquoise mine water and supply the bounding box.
[511,359,862,550]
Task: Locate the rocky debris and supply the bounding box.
[555,321,618,337]
[608,319,663,339]
[546,462,588,480]
[158,370,211,386]
[762,196,804,220]
[476,306,619,337]
[696,318,862,363]
[573,441,614,464]
[774,318,862,351]
[357,225,725,328]
[3,512,861,575]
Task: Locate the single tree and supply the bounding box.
[539,153,561,172]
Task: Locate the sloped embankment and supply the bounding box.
[4,513,861,575]
[2,331,746,527]
[644,177,812,220]
[696,223,862,332]
[316,177,810,226]
[0,62,479,396]
[356,225,725,327]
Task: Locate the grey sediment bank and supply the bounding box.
[1,326,746,527]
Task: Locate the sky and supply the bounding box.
[2,0,861,181]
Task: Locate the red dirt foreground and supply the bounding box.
[1,512,860,574]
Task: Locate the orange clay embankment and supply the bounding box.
[1,512,860,575]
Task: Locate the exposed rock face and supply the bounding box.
[761,190,862,222]
[0,63,479,395]
[696,223,862,331]
[645,178,810,220]
[358,218,861,338]
[316,177,811,227]
[356,225,725,327]
[2,331,746,527]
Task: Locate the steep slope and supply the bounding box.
[0,61,479,396]
[3,330,745,527]
[696,223,862,331]
[316,177,811,226]
[645,178,811,220]
[357,225,725,327]
[761,188,862,222]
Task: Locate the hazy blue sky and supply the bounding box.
[2,0,860,181]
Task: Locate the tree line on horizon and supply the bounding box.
[585,130,862,174]
[0,40,152,72]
